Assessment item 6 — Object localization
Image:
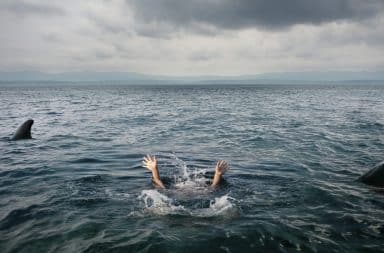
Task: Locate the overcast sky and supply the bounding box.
[0,0,383,76]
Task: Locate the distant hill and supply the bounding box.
[252,71,384,81]
[0,71,383,84]
[0,71,154,82]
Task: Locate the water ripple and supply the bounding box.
[1,85,384,252]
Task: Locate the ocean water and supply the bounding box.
[0,84,384,253]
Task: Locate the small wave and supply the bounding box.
[69,158,109,164]
[74,174,108,184]
[0,204,55,230]
[88,137,112,142]
[0,137,11,142]
[69,197,108,207]
[46,111,63,115]
[0,166,54,180]
[48,134,79,140]
[357,122,384,130]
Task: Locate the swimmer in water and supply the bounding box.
[142,155,229,189]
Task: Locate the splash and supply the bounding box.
[191,194,237,218]
[138,190,236,217]
[138,189,187,216]
[170,153,209,190]
[137,155,236,217]
[174,169,209,193]
[170,153,190,180]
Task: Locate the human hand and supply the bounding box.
[215,160,229,175]
[142,155,157,172]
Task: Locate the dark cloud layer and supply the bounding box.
[128,0,384,30]
[0,1,383,74]
[0,0,65,16]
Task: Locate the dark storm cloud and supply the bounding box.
[0,0,65,16]
[128,0,384,30]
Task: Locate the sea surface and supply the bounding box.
[1,84,384,253]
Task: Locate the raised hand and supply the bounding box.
[142,155,165,189]
[142,155,157,172]
[212,160,229,187]
[215,160,229,175]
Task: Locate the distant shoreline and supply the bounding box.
[1,80,384,88]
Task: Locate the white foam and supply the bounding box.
[138,189,187,216]
[191,194,237,218]
[138,190,236,217]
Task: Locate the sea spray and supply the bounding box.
[170,153,209,190]
[171,153,190,180]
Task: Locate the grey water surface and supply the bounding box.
[1,84,384,253]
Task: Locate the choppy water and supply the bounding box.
[1,84,384,253]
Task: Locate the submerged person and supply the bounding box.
[142,155,229,189]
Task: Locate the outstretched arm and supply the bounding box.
[211,160,229,187]
[142,155,165,189]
